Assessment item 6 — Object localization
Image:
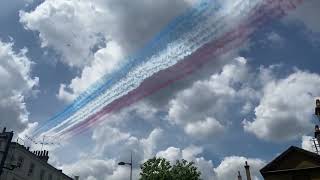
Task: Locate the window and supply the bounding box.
[27,163,35,176]
[40,170,45,180]
[17,156,24,168]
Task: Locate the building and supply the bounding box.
[260,146,320,180]
[0,128,73,180]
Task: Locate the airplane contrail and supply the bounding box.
[32,0,214,136]
[39,0,303,139]
[58,0,303,139]
[45,0,261,137]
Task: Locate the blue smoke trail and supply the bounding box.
[48,0,225,134]
[47,0,262,135]
[32,0,218,136]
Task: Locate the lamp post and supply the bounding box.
[316,99,320,121]
[118,152,132,180]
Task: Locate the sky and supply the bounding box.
[1,0,320,179]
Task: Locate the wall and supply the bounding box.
[0,144,71,180]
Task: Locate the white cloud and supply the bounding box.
[156,147,182,163]
[0,40,38,133]
[244,71,320,142]
[182,145,203,161]
[156,146,266,180]
[301,135,314,152]
[156,146,215,180]
[185,117,225,139]
[62,158,117,180]
[214,156,265,180]
[141,128,164,160]
[19,0,191,68]
[168,57,257,139]
[62,125,165,180]
[57,41,124,102]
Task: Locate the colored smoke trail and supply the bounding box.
[45,0,262,137]
[32,0,214,136]
[42,0,219,135]
[58,0,303,139]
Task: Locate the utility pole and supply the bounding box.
[0,128,14,177]
[130,151,132,180]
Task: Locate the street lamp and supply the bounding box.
[118,152,132,180]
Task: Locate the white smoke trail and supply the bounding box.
[46,0,262,137]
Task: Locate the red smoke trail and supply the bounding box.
[59,0,303,139]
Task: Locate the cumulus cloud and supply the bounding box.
[214,156,265,180]
[91,108,165,161]
[168,57,258,139]
[63,144,266,180]
[57,41,124,102]
[156,146,215,180]
[19,0,191,67]
[243,71,320,142]
[62,158,141,180]
[0,40,38,133]
[156,147,182,163]
[156,146,266,180]
[63,158,116,180]
[184,117,225,139]
[141,128,164,160]
[62,125,164,180]
[20,0,195,103]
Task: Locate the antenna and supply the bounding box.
[24,135,61,150]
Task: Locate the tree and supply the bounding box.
[140,157,201,180]
[140,157,172,180]
[171,159,201,180]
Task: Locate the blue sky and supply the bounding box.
[1,0,320,179]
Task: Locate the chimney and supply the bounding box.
[237,171,242,180]
[74,176,79,180]
[244,161,252,180]
[2,127,6,133]
[40,150,49,162]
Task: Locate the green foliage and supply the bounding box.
[171,159,201,180]
[140,157,201,180]
[140,157,172,180]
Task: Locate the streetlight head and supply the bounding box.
[118,162,126,166]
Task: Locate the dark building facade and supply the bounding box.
[260,146,320,180]
[0,128,73,180]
